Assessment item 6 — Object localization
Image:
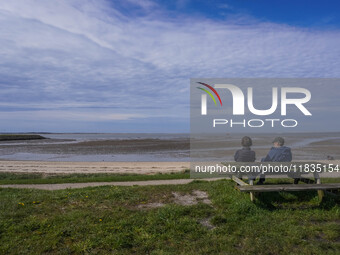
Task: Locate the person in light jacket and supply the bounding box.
[258,137,293,185]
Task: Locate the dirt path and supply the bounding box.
[0,178,224,190]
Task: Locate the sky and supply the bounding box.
[0,0,339,133]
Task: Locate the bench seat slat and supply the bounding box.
[237,183,340,192]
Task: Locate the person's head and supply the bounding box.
[241,136,252,147]
[272,137,284,147]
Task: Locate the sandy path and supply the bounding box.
[0,178,223,190]
[0,160,189,174]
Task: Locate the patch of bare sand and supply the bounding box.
[172,190,212,206]
[199,217,215,230]
[138,190,216,229]
[137,202,165,210]
[137,190,212,210]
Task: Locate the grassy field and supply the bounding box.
[1,172,339,185]
[0,178,339,254]
[0,171,190,185]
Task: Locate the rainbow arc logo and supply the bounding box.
[196,82,223,106]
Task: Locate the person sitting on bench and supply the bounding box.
[258,137,293,185]
[234,136,256,182]
[234,136,256,163]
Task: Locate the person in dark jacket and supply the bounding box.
[234,136,256,183]
[258,137,293,185]
[234,136,256,162]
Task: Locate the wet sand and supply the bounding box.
[0,138,190,161]
[0,134,339,170]
[191,136,340,161]
[0,138,189,153]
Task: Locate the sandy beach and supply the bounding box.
[0,160,189,174]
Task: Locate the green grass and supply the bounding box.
[0,171,191,185]
[0,179,339,254]
[0,134,47,141]
[1,172,339,185]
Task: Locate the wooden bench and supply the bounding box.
[232,176,340,202]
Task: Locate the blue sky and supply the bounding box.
[0,0,339,133]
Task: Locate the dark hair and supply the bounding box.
[241,136,252,147]
[272,137,284,146]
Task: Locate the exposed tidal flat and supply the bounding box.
[0,133,190,162]
[0,132,339,163]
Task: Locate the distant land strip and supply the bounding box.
[0,134,47,141]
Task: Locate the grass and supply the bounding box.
[0,134,47,141]
[0,171,190,185]
[1,172,339,185]
[0,179,339,254]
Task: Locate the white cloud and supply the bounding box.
[0,110,144,121]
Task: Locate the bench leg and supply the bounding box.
[316,178,324,202]
[249,179,255,202]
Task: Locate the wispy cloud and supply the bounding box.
[0,0,339,132]
[218,3,233,10]
[0,110,144,121]
[124,0,157,10]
